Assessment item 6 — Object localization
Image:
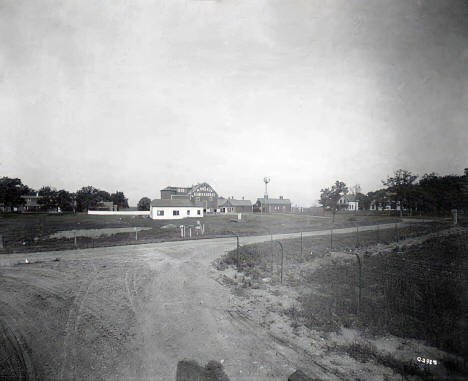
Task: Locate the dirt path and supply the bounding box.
[0,222,427,380]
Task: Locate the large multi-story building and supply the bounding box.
[160,182,218,212]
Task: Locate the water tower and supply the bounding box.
[263,177,270,199]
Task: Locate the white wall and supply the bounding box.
[88,210,150,216]
[150,206,203,219]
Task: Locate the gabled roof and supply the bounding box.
[256,197,291,205]
[341,194,358,202]
[150,199,203,207]
[189,182,218,196]
[219,198,252,207]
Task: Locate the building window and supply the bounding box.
[187,210,190,215]
[197,210,201,215]
[157,210,164,216]
[173,210,180,216]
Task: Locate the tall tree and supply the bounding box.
[382,169,418,215]
[38,186,59,211]
[319,180,348,222]
[137,197,151,211]
[75,186,111,211]
[56,189,74,212]
[111,191,129,210]
[0,177,31,209]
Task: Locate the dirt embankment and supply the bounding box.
[214,223,468,381]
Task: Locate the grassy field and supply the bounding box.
[0,212,402,253]
[217,220,468,380]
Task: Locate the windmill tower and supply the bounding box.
[263,177,270,200]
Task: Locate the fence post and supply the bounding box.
[236,235,240,270]
[451,209,458,225]
[230,232,240,271]
[271,233,274,273]
[354,253,362,315]
[395,223,400,243]
[356,223,360,248]
[277,241,284,284]
[0,235,3,249]
[74,232,77,248]
[135,227,138,241]
[300,232,303,255]
[330,227,333,250]
[376,224,380,242]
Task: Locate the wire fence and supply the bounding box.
[228,221,468,369]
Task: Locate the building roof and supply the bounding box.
[219,198,252,207]
[341,194,358,202]
[161,186,192,192]
[150,199,204,207]
[256,197,291,205]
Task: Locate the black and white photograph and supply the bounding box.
[0,0,467,380]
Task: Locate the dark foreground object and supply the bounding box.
[177,360,229,381]
[288,369,321,381]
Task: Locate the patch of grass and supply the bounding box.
[0,212,402,253]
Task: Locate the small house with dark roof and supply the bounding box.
[218,197,252,214]
[254,196,291,213]
[150,199,204,219]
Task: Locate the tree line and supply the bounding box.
[319,169,468,219]
[0,177,129,212]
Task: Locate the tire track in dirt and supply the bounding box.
[59,264,98,381]
[0,316,36,381]
[124,268,139,314]
[226,309,346,381]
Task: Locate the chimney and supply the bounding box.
[464,168,468,177]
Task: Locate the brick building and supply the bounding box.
[254,196,291,213]
[160,182,218,213]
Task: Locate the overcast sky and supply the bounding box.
[1,0,467,206]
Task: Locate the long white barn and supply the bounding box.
[150,199,204,220]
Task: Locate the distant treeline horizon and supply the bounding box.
[1,168,468,214]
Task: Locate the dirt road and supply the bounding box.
[0,222,422,381]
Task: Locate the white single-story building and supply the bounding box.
[150,199,204,220]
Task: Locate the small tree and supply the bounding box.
[137,197,151,211]
[319,181,348,222]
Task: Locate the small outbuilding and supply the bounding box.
[218,198,252,214]
[150,199,204,220]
